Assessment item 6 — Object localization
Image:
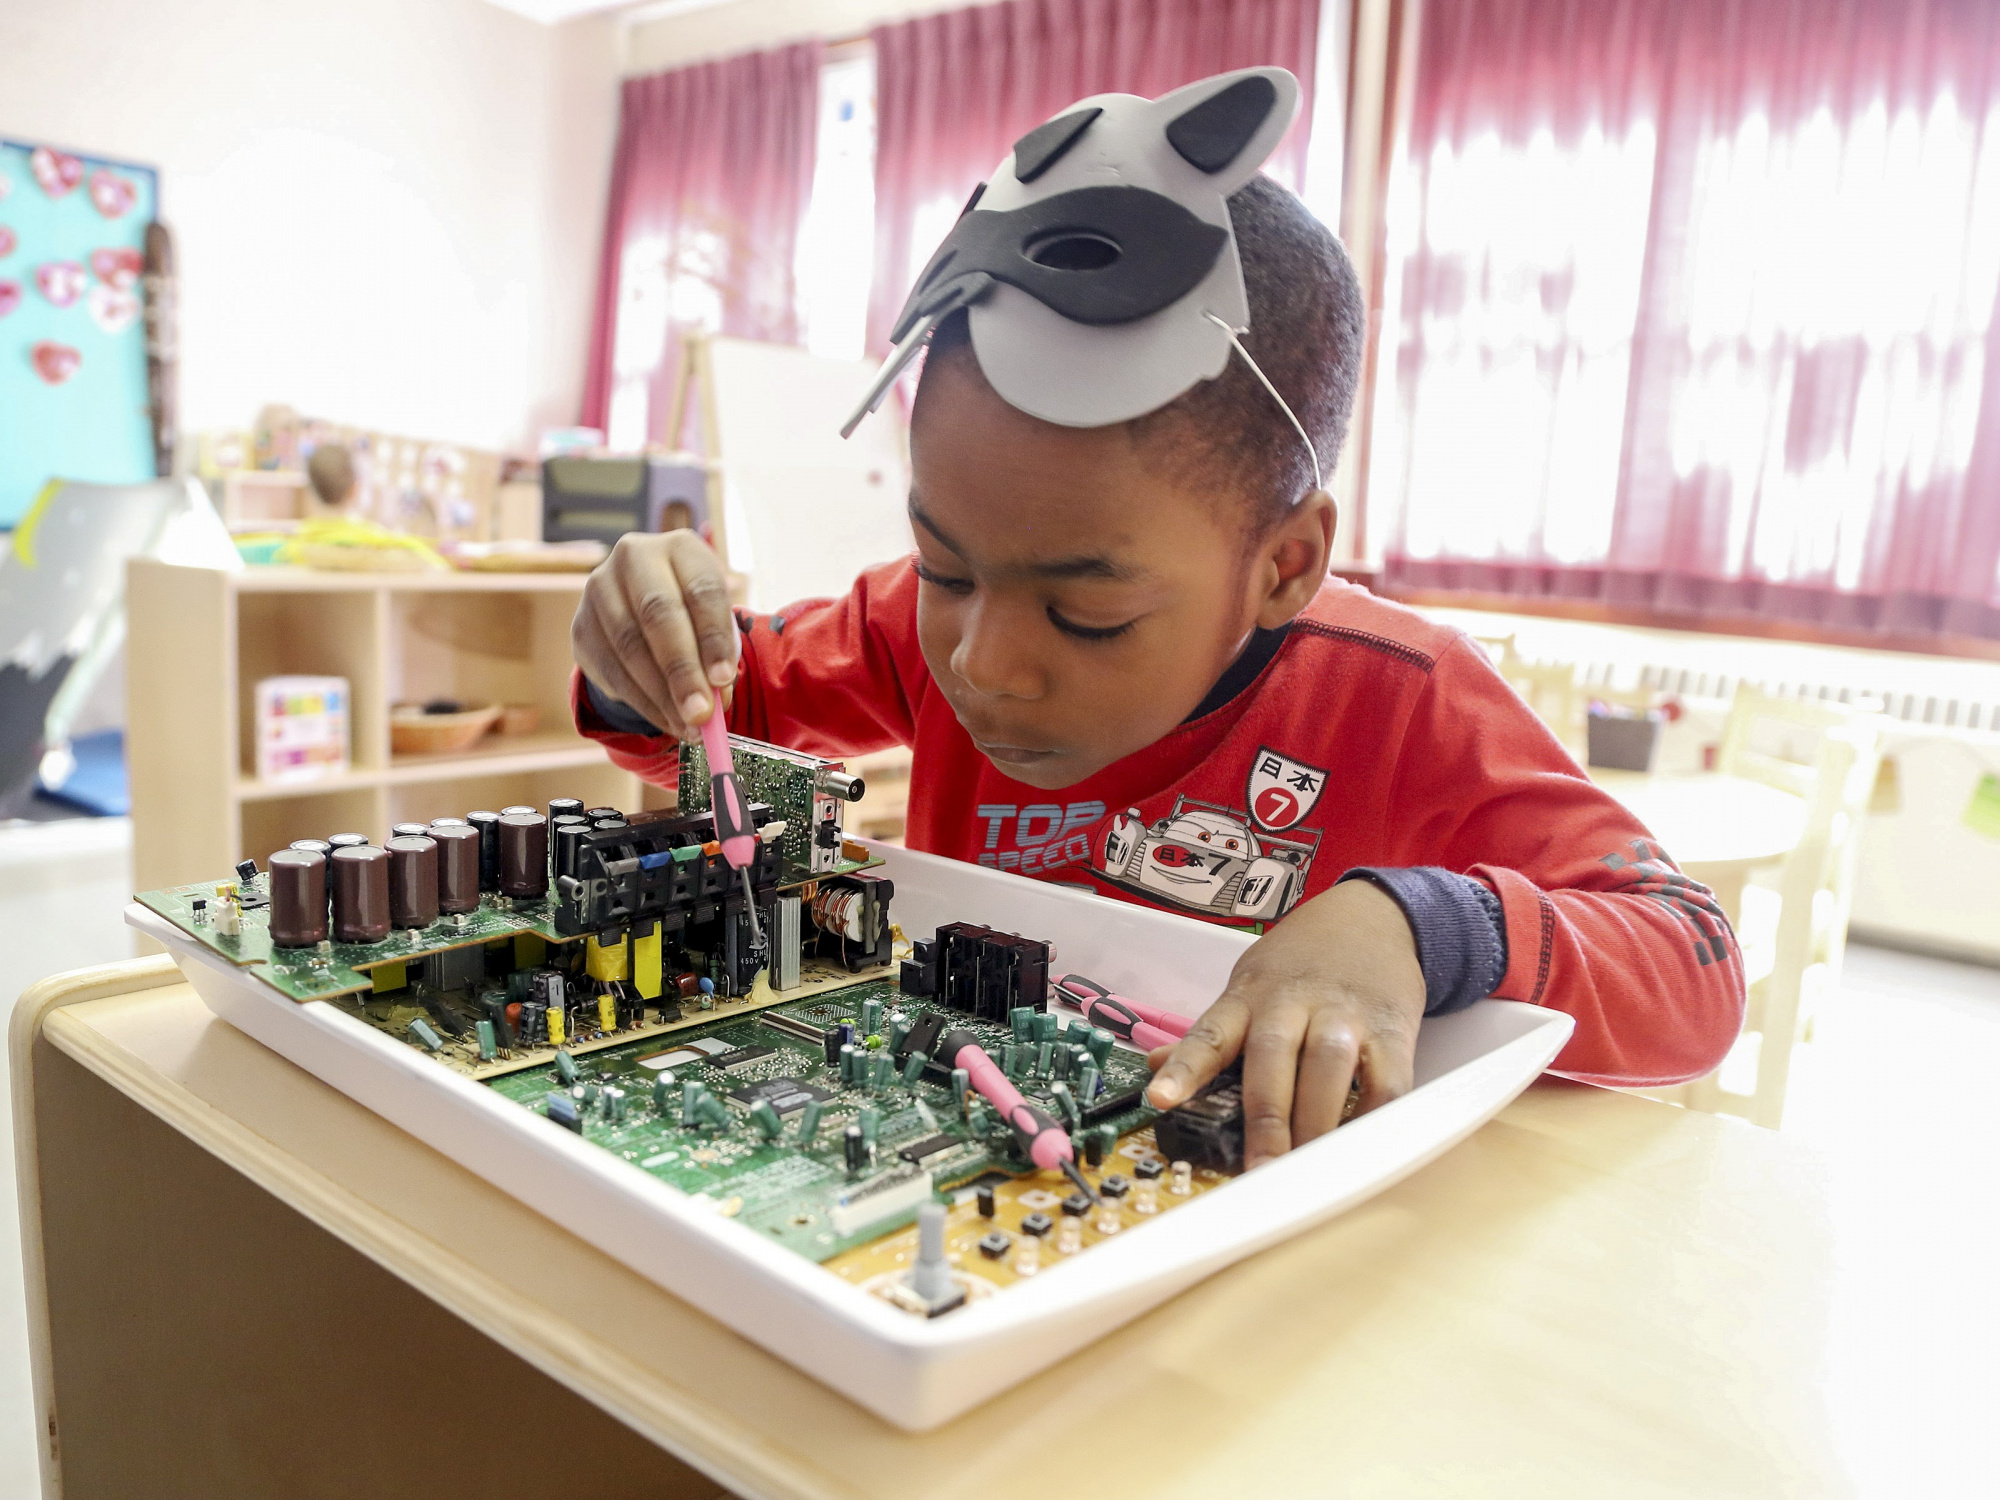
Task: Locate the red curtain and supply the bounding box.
[581,42,822,448]
[868,0,1322,355]
[1375,0,2000,641]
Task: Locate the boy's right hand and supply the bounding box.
[571,531,738,740]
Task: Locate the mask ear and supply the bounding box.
[1154,67,1299,193]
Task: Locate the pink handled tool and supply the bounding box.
[937,1027,1096,1200]
[1053,973,1192,1049]
[697,683,762,946]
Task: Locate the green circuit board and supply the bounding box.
[680,733,866,882]
[134,875,567,1002]
[483,980,1161,1263]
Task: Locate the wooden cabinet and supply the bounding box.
[126,562,646,892]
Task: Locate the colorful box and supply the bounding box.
[254,675,349,785]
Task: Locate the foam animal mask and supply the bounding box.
[844,66,1302,440]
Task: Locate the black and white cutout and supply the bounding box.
[842,66,1301,435]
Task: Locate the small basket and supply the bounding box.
[1586,709,1663,772]
[390,702,500,756]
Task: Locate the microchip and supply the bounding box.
[725,1077,833,1115]
[713,1044,778,1073]
[897,1133,962,1165]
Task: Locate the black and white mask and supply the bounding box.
[843,66,1310,472]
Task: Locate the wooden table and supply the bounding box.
[1589,768,1808,924]
[10,957,1915,1498]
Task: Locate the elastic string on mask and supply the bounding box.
[1201,311,1321,495]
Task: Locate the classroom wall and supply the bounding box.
[623,0,955,72]
[0,0,619,455]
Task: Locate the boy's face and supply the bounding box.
[908,349,1321,791]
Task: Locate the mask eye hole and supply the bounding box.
[1024,231,1122,271]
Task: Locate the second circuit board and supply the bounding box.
[483,979,1167,1263]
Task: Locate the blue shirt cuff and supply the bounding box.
[1337,867,1509,1016]
[584,676,666,737]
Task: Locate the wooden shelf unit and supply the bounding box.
[127,562,642,893]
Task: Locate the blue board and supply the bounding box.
[0,141,159,528]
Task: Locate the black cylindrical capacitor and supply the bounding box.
[288,838,332,856]
[465,811,501,890]
[584,806,619,821]
[497,813,548,898]
[268,848,329,947]
[429,816,469,829]
[592,818,628,832]
[392,822,430,838]
[432,825,482,914]
[327,833,369,849]
[331,845,391,943]
[548,797,585,822]
[550,815,589,875]
[554,821,589,881]
[843,1124,868,1174]
[975,1183,997,1218]
[386,836,440,929]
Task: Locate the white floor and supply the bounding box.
[0,816,1993,1495]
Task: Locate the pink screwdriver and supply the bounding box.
[936,1026,1097,1202]
[1053,973,1192,1051]
[697,685,762,946]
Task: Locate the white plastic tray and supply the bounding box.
[129,839,1572,1430]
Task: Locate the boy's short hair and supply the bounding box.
[924,174,1367,534]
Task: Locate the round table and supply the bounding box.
[1587,769,1809,925]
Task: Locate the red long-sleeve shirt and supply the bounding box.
[574,560,1743,1086]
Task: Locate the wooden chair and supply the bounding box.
[1671,686,1883,1128]
[1502,657,1583,755]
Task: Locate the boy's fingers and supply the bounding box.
[622,568,715,727]
[667,534,738,687]
[1145,994,1248,1109]
[1240,999,1309,1168]
[1292,1008,1361,1146]
[571,606,682,738]
[1354,1028,1417,1118]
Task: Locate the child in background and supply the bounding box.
[570,69,1743,1167]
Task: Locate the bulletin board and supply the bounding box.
[0,141,159,528]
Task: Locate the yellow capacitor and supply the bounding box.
[513,932,546,969]
[598,994,617,1034]
[585,933,629,983]
[633,922,662,1001]
[546,1001,565,1047]
[370,961,407,993]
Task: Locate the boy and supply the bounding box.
[571,70,1742,1170]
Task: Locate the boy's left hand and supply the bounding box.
[1144,879,1426,1168]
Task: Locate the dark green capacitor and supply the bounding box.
[554,1048,578,1085]
[1009,1007,1034,1042]
[860,998,884,1035]
[698,1095,732,1130]
[602,1085,627,1123]
[1088,1027,1116,1066]
[951,1066,970,1111]
[652,1072,677,1112]
[1034,1011,1058,1043]
[871,1052,894,1091]
[1002,1042,1024,1080]
[681,1079,705,1127]
[797,1099,824,1145]
[1077,1062,1101,1103]
[409,1018,444,1052]
[749,1100,783,1140]
[475,1019,497,1061]
[1052,1043,1072,1081]
[859,1105,881,1150]
[902,1050,928,1085]
[1050,1080,1081,1128]
[1035,1040,1054,1077]
[887,1014,911,1050]
[839,1042,859,1084]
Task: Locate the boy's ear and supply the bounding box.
[1254,490,1336,630]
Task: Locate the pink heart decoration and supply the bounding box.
[89,247,141,288]
[88,169,136,219]
[86,282,139,334]
[31,147,84,198]
[31,341,81,384]
[0,280,20,318]
[0,226,15,259]
[35,260,86,308]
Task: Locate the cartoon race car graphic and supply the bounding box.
[1096,798,1319,923]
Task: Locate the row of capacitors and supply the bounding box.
[963,1160,1195,1277]
[255,798,626,949]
